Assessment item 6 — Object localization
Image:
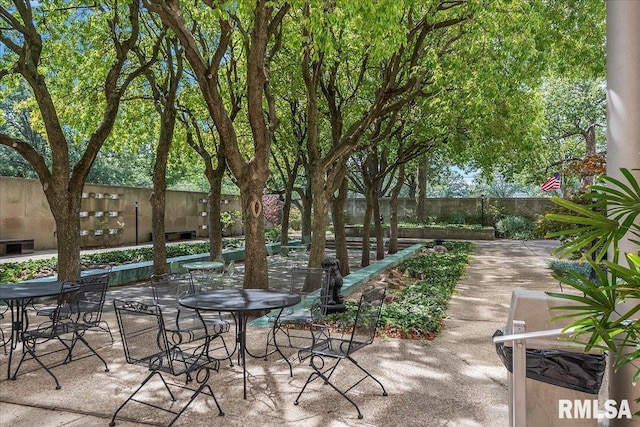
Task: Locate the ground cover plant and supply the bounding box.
[330,241,474,340]
[0,239,245,283]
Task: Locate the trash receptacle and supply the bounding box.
[495,290,606,427]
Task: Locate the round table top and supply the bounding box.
[179,288,301,312]
[182,261,224,271]
[0,281,67,301]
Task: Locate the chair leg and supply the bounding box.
[65,333,110,372]
[97,320,115,344]
[295,355,386,420]
[109,371,174,426]
[168,368,224,426]
[0,326,7,355]
[345,355,387,396]
[12,335,73,390]
[206,333,233,367]
[12,344,62,390]
[294,361,363,419]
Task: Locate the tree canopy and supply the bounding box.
[0,0,607,279]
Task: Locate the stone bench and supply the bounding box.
[150,230,197,242]
[0,238,35,255]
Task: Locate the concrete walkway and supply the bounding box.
[0,240,567,427]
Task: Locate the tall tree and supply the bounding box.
[145,0,289,289]
[301,1,473,270]
[0,1,147,279]
[540,77,607,190]
[135,31,184,275]
[180,102,234,260]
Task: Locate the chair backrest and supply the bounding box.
[112,299,172,371]
[345,287,386,355]
[213,256,226,274]
[46,281,83,332]
[169,261,187,274]
[289,266,325,296]
[226,261,235,277]
[150,273,195,304]
[74,273,110,325]
[113,299,214,377]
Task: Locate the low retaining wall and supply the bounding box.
[251,243,426,327]
[344,226,495,240]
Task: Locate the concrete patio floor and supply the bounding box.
[0,239,590,427]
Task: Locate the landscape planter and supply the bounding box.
[344,225,495,240]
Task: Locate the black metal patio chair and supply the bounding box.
[12,281,109,389]
[110,299,224,426]
[198,260,238,290]
[294,287,388,419]
[150,273,232,363]
[264,266,330,357]
[72,273,114,343]
[36,272,114,343]
[63,274,112,370]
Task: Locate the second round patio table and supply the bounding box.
[178,288,301,399]
[181,261,224,272]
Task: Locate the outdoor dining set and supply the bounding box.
[0,252,388,425]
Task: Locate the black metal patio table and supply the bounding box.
[0,280,67,380]
[178,288,301,399]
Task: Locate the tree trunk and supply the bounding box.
[240,181,269,289]
[373,194,384,261]
[206,153,226,259]
[331,175,350,276]
[151,107,175,275]
[417,162,428,222]
[360,185,374,267]
[150,185,168,275]
[146,0,287,290]
[300,177,313,245]
[49,189,82,280]
[280,185,292,246]
[308,165,328,269]
[388,164,405,254]
[149,38,182,275]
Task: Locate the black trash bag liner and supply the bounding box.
[493,329,606,395]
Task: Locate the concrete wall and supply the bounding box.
[1,177,553,251]
[0,177,241,250]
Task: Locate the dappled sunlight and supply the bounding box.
[0,240,570,426]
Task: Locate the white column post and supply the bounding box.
[606,1,640,425]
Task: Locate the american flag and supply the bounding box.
[541,173,561,192]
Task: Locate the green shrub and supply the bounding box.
[265,226,281,243]
[0,239,243,282]
[288,207,302,231]
[549,259,604,286]
[323,241,473,339]
[447,211,467,224]
[533,191,596,240]
[496,215,533,239]
[383,241,473,336]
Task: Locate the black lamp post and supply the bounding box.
[480,194,485,227]
[134,201,139,245]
